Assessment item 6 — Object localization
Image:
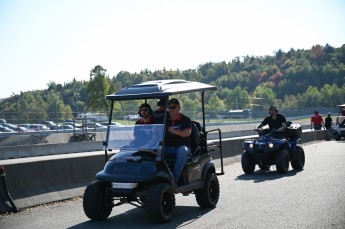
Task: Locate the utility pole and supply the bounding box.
[12,92,20,135]
[51,93,59,133]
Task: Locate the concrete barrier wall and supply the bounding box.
[0,142,104,159]
[0,130,328,213]
[0,132,107,160]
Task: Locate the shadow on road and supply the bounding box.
[68,205,213,229]
[235,169,303,183]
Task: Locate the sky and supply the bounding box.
[0,0,344,99]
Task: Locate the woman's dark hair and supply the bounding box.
[138,103,153,117]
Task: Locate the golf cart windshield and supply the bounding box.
[106,124,164,152]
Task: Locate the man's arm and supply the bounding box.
[171,128,191,137]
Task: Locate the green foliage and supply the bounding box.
[86,65,110,112]
[1,43,345,123]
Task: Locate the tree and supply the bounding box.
[301,86,322,108]
[206,92,225,113]
[253,84,277,110]
[86,65,110,112]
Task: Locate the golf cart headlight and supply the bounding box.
[112,182,138,189]
[268,142,274,148]
[249,143,254,149]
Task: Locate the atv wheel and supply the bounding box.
[291,146,305,170]
[83,181,112,220]
[276,149,289,173]
[146,183,175,223]
[241,151,255,174]
[195,173,220,208]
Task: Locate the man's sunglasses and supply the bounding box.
[140,108,149,112]
[168,106,177,109]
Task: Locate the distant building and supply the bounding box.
[217,109,251,119]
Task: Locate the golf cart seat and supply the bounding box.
[190,121,201,159]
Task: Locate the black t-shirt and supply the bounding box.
[164,113,192,148]
[261,113,286,130]
[325,116,332,129]
[153,108,167,123]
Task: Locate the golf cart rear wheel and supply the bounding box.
[146,183,175,223]
[241,151,255,174]
[291,146,305,170]
[83,181,112,220]
[195,173,220,208]
[276,149,289,173]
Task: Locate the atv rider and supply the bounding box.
[256,105,287,138]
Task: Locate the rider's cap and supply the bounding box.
[156,98,167,107]
[328,112,331,116]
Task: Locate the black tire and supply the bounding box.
[241,151,255,174]
[83,181,112,220]
[291,146,305,170]
[195,173,220,208]
[258,163,270,171]
[146,183,175,223]
[276,149,289,173]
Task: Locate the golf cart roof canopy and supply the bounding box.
[337,104,345,108]
[105,79,218,101]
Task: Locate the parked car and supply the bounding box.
[3,123,18,131]
[85,123,107,130]
[100,122,124,127]
[58,124,80,131]
[13,126,37,133]
[27,124,50,132]
[61,122,82,128]
[0,124,15,133]
[41,121,58,130]
[124,114,139,120]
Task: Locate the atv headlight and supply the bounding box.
[268,142,274,148]
[112,182,138,189]
[249,143,254,149]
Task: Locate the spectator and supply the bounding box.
[163,98,192,185]
[311,111,324,130]
[153,98,167,123]
[324,112,334,130]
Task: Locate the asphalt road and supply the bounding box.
[1,140,345,229]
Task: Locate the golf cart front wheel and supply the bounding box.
[146,183,175,223]
[83,181,113,220]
